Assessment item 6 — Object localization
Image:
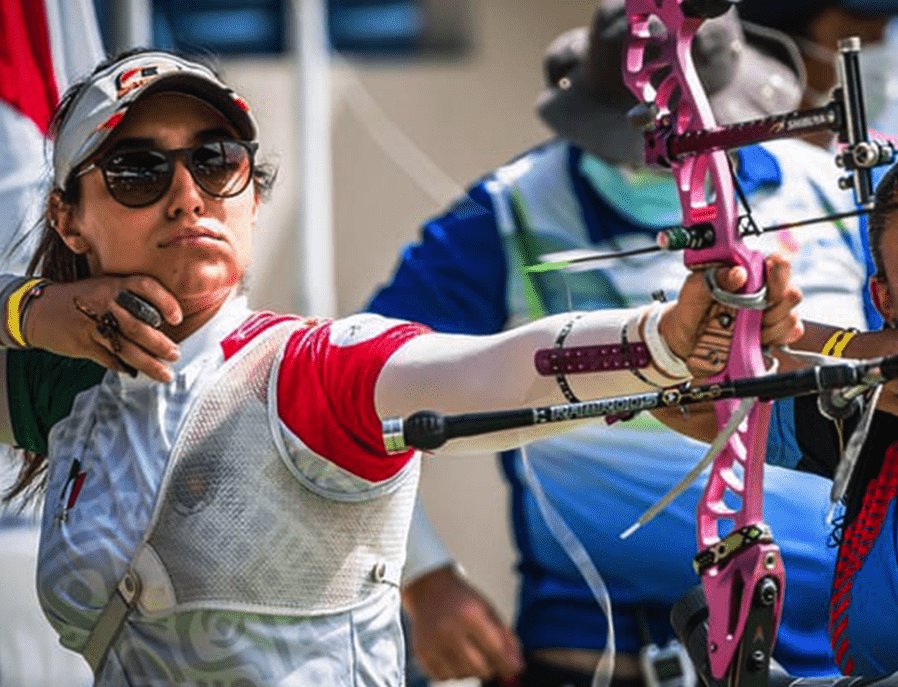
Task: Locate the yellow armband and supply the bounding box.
[821,328,859,358]
[6,278,49,348]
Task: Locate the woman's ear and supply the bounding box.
[47,190,89,254]
[870,276,893,325]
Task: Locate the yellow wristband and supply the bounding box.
[6,278,45,348]
[821,328,859,358]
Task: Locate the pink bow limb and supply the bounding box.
[622,0,782,680]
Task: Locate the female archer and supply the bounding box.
[0,48,802,685]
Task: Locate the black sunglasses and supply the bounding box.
[75,139,259,208]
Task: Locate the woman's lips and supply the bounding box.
[160,220,226,247]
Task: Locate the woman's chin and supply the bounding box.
[165,271,243,312]
[180,288,236,313]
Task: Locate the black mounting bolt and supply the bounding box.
[756,578,778,606]
[749,649,766,671]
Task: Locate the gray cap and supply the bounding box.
[53,51,258,189]
[537,2,806,164]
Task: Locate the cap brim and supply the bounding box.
[709,40,802,124]
[53,52,261,189]
[134,72,257,141]
[536,64,644,165]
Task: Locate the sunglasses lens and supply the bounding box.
[104,149,171,207]
[98,141,254,207]
[190,141,253,198]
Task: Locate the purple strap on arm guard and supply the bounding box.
[534,342,651,375]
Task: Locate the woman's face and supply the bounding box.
[58,92,258,313]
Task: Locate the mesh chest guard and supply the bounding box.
[83,321,420,672]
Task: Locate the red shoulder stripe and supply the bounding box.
[276,319,427,482]
[220,312,323,361]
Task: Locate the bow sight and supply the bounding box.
[636,37,895,209]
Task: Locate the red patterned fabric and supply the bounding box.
[219,311,311,361]
[0,0,58,134]
[829,442,898,674]
[276,319,428,482]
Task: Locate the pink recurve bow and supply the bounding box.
[621,2,781,684]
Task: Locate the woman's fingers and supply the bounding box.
[86,338,133,376]
[665,256,803,367]
[89,322,174,383]
[25,276,181,382]
[108,301,179,362]
[703,258,803,348]
[761,255,804,346]
[712,264,748,293]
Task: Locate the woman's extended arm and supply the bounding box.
[375,306,683,452]
[376,259,803,452]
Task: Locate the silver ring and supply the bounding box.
[703,268,767,311]
[115,291,163,329]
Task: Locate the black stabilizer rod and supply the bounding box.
[403,408,536,451]
[383,355,898,453]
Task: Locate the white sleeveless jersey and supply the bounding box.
[35,296,428,686]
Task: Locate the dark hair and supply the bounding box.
[27,46,278,283]
[6,47,277,504]
[867,162,898,283]
[738,0,840,38]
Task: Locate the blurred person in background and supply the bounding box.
[370,2,876,686]
[0,1,102,684]
[867,20,898,136]
[739,0,898,144]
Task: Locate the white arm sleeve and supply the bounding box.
[375,304,689,453]
[403,497,454,585]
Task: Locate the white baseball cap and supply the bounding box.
[53,51,258,190]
